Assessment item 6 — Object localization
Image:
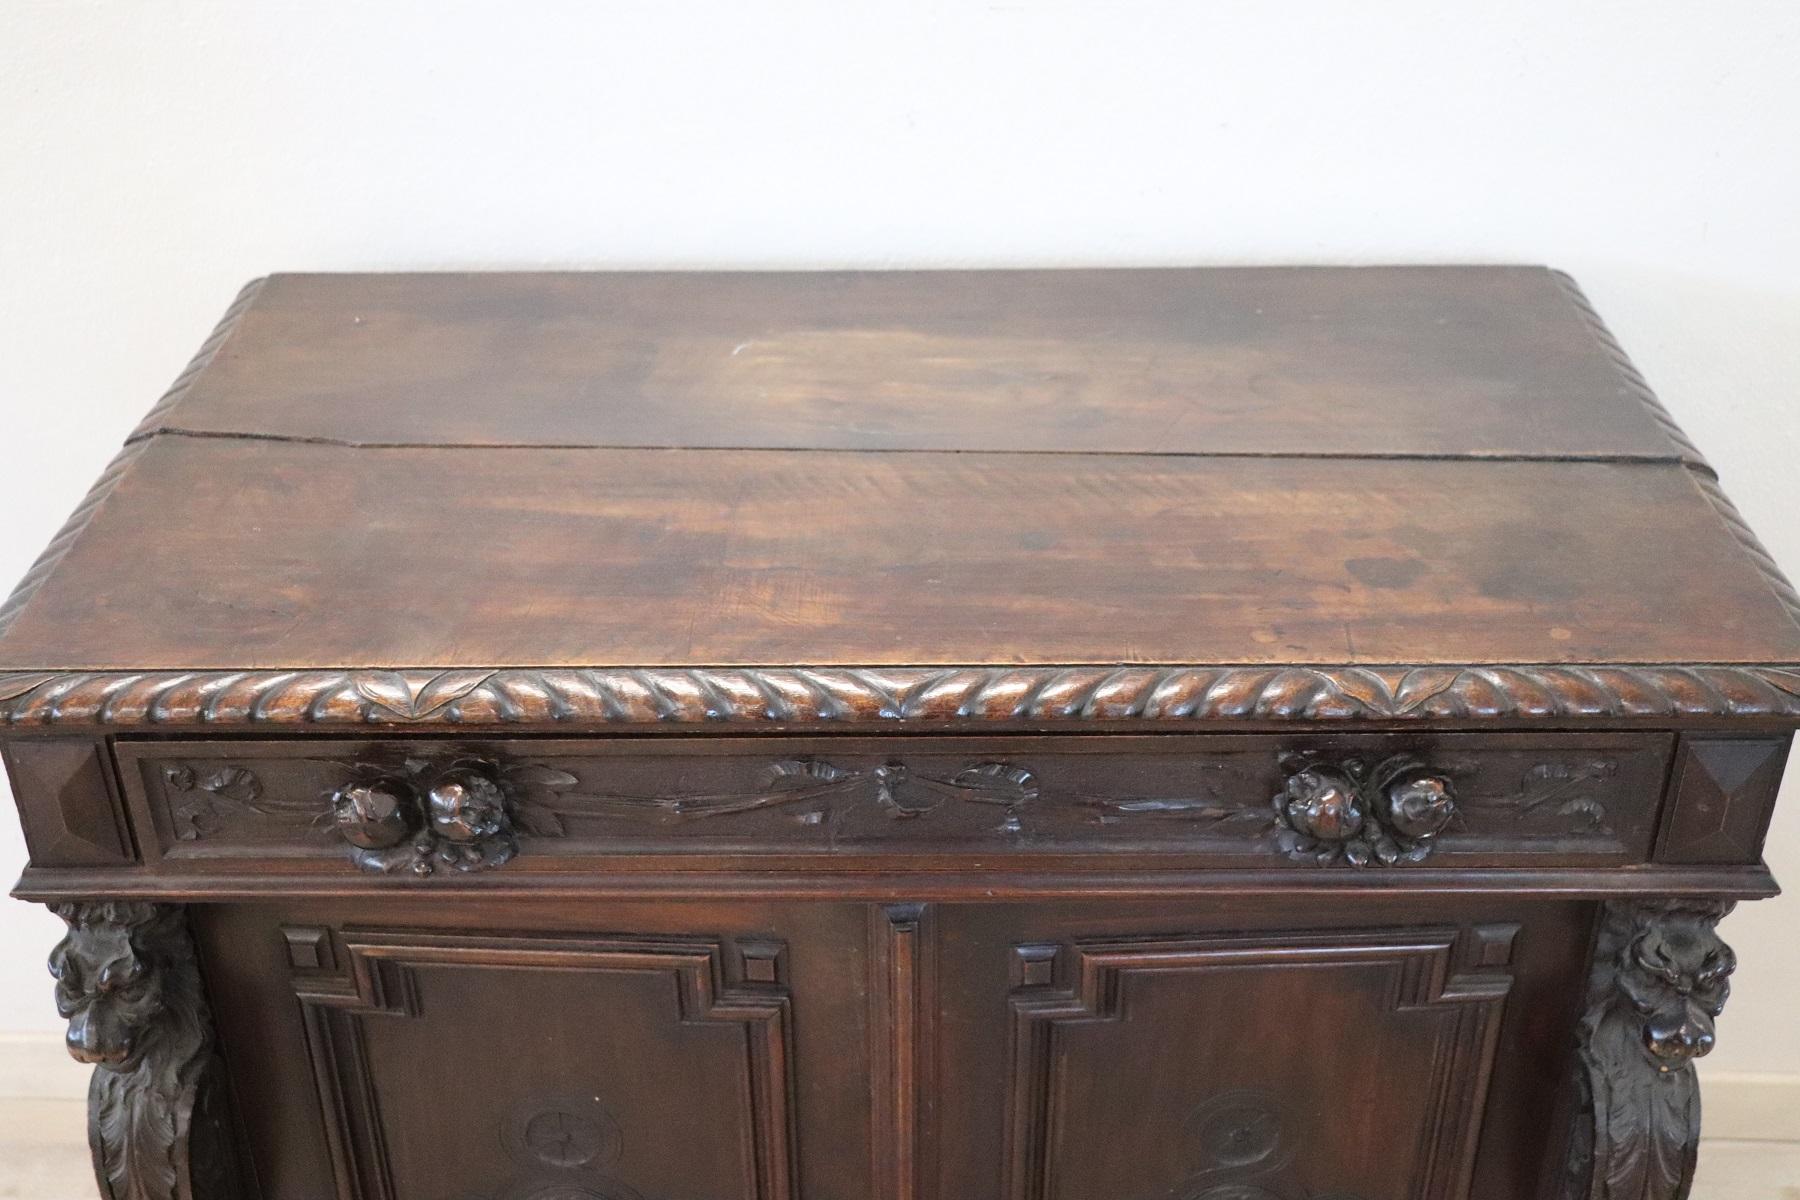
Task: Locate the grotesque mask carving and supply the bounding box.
[47,901,240,1200]
[51,905,166,1071]
[1568,900,1736,1200]
[1617,909,1735,1070]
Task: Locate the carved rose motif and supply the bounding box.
[330,758,517,876]
[1275,769,1365,844]
[1272,754,1456,867]
[332,779,422,850]
[426,767,509,843]
[1379,769,1456,840]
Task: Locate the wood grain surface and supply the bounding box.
[134,267,1689,459]
[0,436,1794,672]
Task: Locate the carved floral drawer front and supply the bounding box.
[113,733,1673,875]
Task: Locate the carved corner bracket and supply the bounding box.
[48,900,242,1200]
[1567,900,1737,1200]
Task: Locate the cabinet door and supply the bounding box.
[924,899,1592,1200]
[195,901,871,1200]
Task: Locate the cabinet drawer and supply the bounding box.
[117,732,1673,874]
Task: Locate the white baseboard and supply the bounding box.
[1701,1071,1800,1142]
[0,1032,1794,1140]
[0,1033,89,1101]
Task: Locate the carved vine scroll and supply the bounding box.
[1566,900,1736,1200]
[48,901,242,1200]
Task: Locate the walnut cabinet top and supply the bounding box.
[3,266,1799,729]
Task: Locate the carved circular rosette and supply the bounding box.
[1272,753,1456,866]
[329,758,518,876]
[1184,1090,1289,1176]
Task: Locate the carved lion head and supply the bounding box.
[1618,907,1736,1069]
[47,902,172,1071]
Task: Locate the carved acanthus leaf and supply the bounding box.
[48,901,242,1200]
[1568,900,1736,1200]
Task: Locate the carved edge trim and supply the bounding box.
[125,277,269,444]
[6,663,1800,726]
[1545,275,1800,634]
[1553,269,1800,644]
[1687,469,1800,636]
[0,439,154,643]
[1547,269,1710,473]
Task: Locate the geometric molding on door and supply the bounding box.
[287,929,796,1200]
[869,904,939,1200]
[1003,928,1514,1200]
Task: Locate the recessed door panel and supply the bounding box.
[927,900,1592,1200]
[293,930,795,1200]
[1005,930,1509,1200]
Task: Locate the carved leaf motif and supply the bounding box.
[0,672,55,702]
[766,759,853,788]
[1086,796,1272,835]
[195,767,260,804]
[409,670,496,717]
[162,764,269,840]
[506,763,581,790]
[1391,667,1462,713]
[537,758,861,822]
[351,671,417,716]
[499,763,583,837]
[1595,1070,1697,1200]
[945,762,1039,806]
[1512,761,1615,834]
[1572,901,1730,1200]
[1328,668,1400,714]
[508,804,566,838]
[52,902,239,1200]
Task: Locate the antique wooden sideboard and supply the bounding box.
[1,267,1793,1200]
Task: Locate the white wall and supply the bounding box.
[1,0,1797,1093]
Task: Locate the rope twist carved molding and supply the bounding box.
[126,276,268,443]
[6,663,1800,727]
[1551,270,1800,636]
[1548,270,1710,472]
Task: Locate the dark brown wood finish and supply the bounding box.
[125,268,1696,459]
[109,733,1672,871]
[0,442,1795,674]
[4,267,1795,1200]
